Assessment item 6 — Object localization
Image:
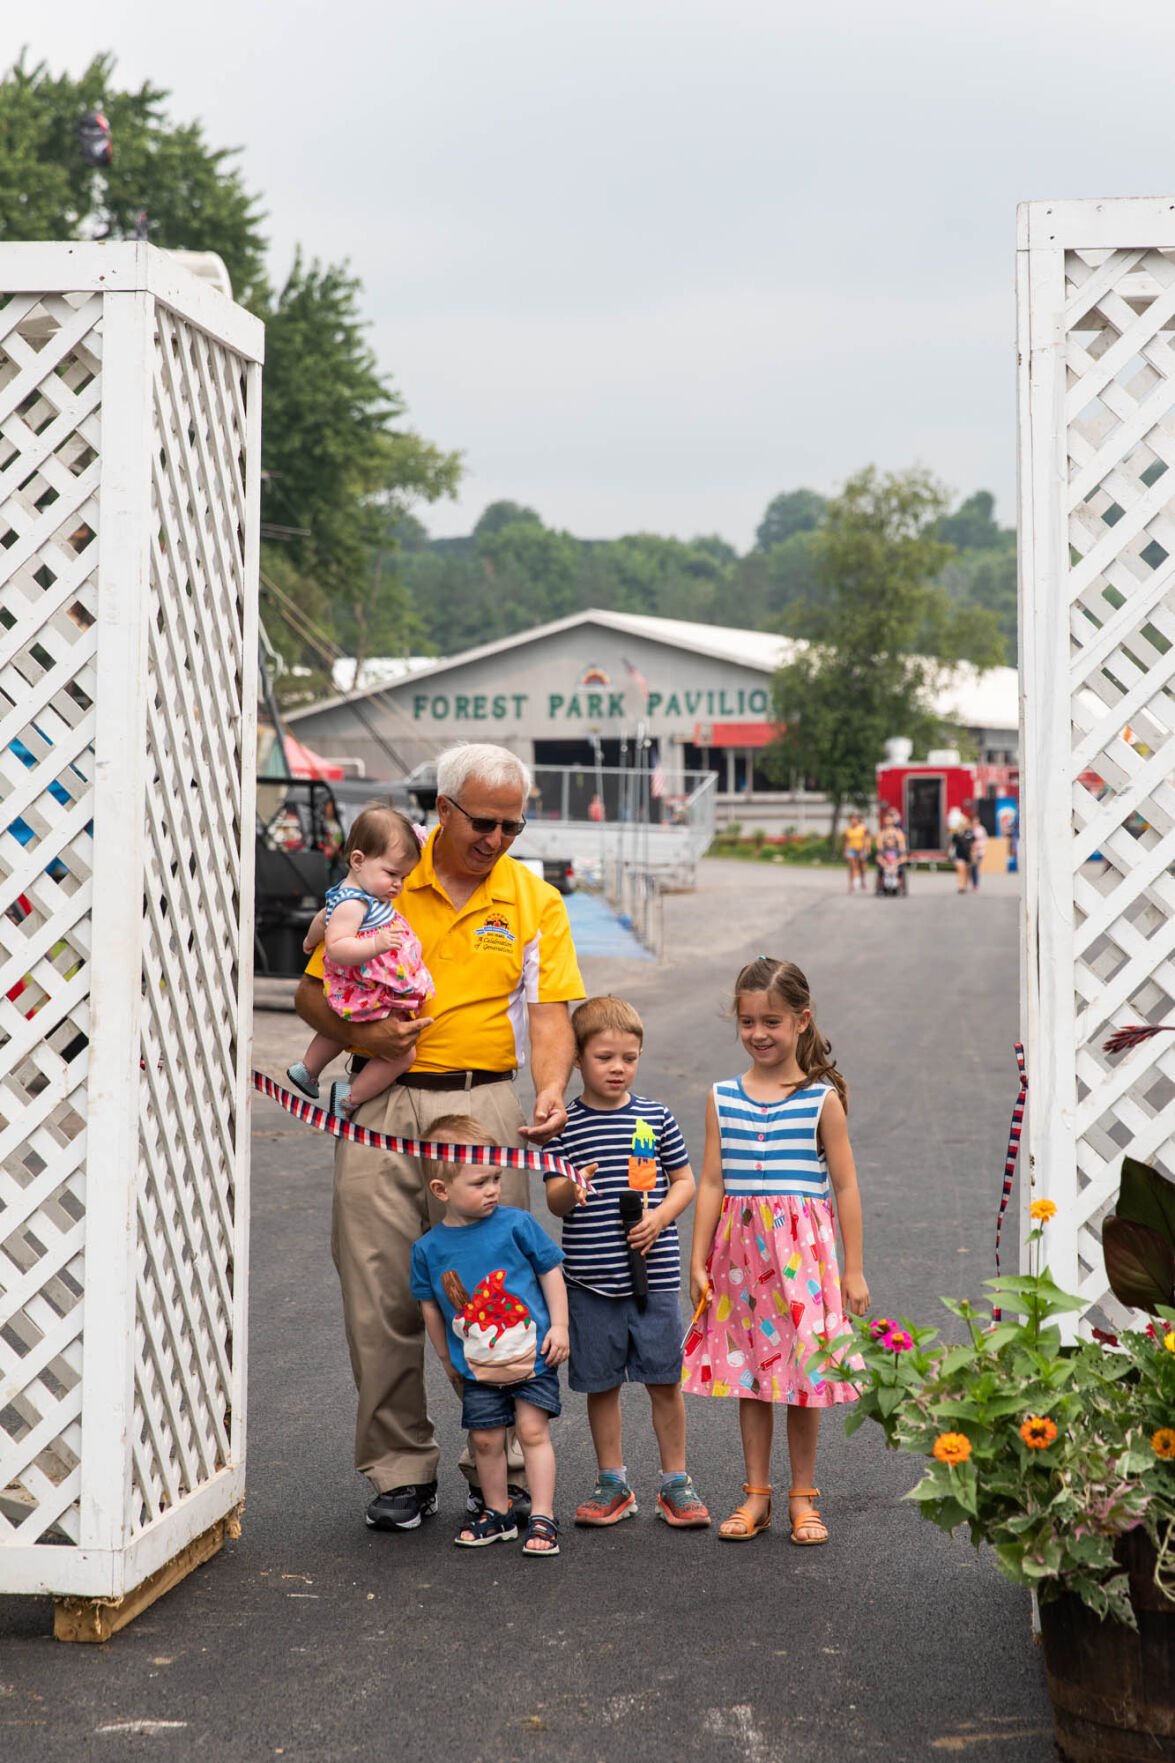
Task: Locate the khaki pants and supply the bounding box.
[331,1075,530,1492]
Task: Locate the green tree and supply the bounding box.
[0,52,267,302]
[0,53,463,688]
[936,489,1010,552]
[473,500,543,537]
[475,516,581,627]
[754,488,827,551]
[767,466,1004,837]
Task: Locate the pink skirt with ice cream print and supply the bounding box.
[681,1194,860,1406]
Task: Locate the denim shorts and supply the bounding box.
[566,1284,684,1392]
[460,1366,562,1431]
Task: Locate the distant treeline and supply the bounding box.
[392,488,1017,665]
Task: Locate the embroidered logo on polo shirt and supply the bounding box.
[474,910,516,952]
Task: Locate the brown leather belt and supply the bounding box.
[395,1069,516,1091]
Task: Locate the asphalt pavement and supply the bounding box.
[0,861,1056,1763]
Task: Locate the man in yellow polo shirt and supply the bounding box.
[294,742,584,1533]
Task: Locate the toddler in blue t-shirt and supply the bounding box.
[410,1115,568,1557]
[544,997,710,1531]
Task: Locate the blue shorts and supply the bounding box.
[460,1366,562,1432]
[566,1284,684,1392]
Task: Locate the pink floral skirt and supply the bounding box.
[322,925,433,1024]
[682,1193,861,1406]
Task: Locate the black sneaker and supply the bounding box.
[465,1481,532,1522]
[365,1482,438,1531]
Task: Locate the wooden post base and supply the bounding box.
[53,1506,242,1643]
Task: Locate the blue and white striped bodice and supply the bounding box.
[714,1078,832,1199]
[323,883,399,933]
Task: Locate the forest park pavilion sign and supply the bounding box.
[410,684,771,725]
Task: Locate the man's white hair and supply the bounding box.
[435,742,531,804]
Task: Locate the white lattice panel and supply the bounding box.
[1019,201,1175,1330]
[0,245,262,1598]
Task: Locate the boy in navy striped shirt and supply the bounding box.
[545,997,710,1528]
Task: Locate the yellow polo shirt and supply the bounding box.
[304,830,584,1074]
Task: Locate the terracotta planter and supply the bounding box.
[1038,1533,1175,1761]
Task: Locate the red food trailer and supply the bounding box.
[875,758,977,858]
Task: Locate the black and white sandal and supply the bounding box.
[453,1507,518,1548]
[522,1514,560,1557]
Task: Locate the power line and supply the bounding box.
[259,571,445,777]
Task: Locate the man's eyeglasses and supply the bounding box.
[443,796,527,838]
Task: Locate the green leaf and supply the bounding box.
[1103,1216,1175,1310]
[1117,1155,1175,1246]
[939,1345,980,1377]
[876,1382,907,1419]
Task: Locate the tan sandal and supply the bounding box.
[788,1486,829,1546]
[718,1483,772,1541]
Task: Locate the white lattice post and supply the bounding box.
[0,244,263,1635]
[1018,200,1175,1332]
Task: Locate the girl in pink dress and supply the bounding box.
[683,957,868,1545]
[287,805,434,1115]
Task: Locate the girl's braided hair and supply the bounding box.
[731,956,848,1109]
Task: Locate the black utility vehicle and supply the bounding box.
[254,776,417,978]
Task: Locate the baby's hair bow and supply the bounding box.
[412,823,429,847]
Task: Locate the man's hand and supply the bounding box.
[519,1087,567,1143]
[361,1012,432,1062]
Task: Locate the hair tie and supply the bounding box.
[413,823,429,847]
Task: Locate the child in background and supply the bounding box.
[410,1115,567,1556]
[969,813,988,891]
[684,958,868,1544]
[545,997,710,1529]
[841,813,870,893]
[287,805,433,1114]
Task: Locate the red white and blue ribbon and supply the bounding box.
[250,1069,588,1191]
[991,1042,1028,1322]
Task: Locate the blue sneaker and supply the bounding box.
[286,1061,319,1099]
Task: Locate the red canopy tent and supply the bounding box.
[283,733,345,780]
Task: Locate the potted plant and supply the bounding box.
[825,1157,1175,1762]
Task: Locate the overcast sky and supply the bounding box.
[12,2,1175,547]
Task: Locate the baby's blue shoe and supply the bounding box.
[286,1061,319,1099]
[328,1081,352,1116]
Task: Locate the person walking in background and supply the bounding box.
[683,958,868,1544]
[294,742,584,1534]
[969,812,988,891]
[950,818,975,894]
[841,812,871,894]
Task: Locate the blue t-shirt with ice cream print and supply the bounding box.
[410,1206,564,1382]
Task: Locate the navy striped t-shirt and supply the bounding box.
[545,1095,691,1295]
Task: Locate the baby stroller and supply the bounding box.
[875,845,908,897]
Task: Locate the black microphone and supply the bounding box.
[617,1190,649,1313]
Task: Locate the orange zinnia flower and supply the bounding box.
[1020,1415,1058,1449]
[1152,1428,1175,1460]
[932,1432,971,1466]
[1029,1198,1057,1222]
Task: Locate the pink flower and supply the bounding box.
[868,1317,896,1340]
[881,1327,913,1353]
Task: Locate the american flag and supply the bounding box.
[650,746,666,799]
[622,655,650,702]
